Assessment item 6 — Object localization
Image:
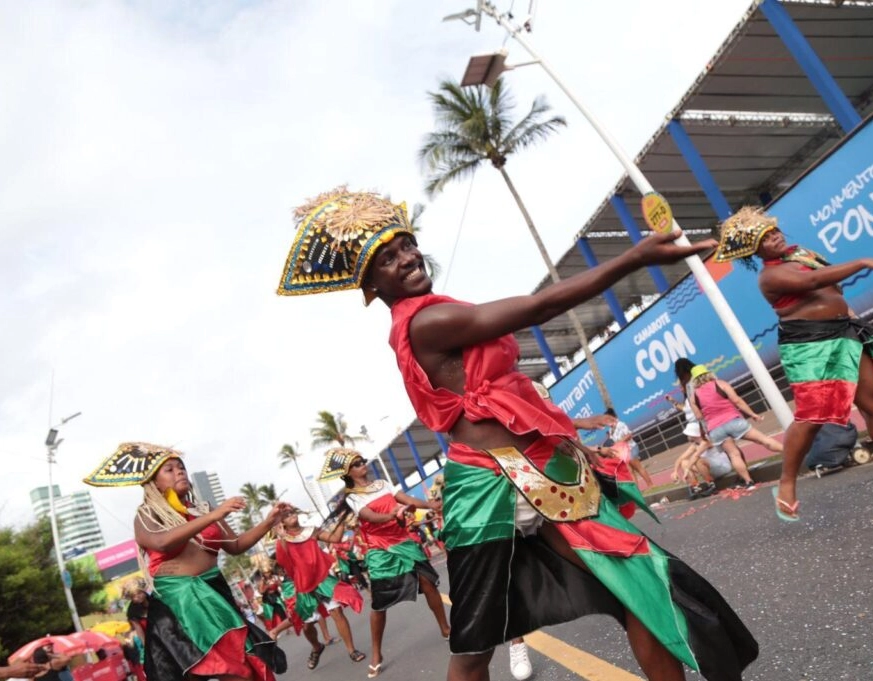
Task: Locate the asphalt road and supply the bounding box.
[274,463,873,681]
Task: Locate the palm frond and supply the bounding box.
[310,410,358,448]
[501,96,566,154]
[424,158,482,198]
[419,77,562,196]
[277,443,300,468]
[423,253,442,281]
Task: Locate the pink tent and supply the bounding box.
[67,630,121,651]
[9,635,85,663]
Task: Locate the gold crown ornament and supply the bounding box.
[83,442,183,487]
[277,186,414,305]
[714,206,778,262]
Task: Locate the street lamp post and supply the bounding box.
[447,1,794,428]
[45,411,84,632]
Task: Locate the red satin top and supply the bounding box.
[347,483,410,551]
[145,515,224,576]
[389,294,575,438]
[274,530,334,594]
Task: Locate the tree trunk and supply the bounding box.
[498,166,613,409]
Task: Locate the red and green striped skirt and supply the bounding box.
[778,318,873,424]
[443,438,758,680]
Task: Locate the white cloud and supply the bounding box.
[0,0,752,544]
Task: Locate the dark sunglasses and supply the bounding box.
[350,459,367,469]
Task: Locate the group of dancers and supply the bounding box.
[80,190,871,681]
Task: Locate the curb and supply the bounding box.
[643,459,783,505]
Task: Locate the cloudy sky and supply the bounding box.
[1,0,753,546]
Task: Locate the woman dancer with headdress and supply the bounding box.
[277,188,758,681]
[271,505,366,670]
[253,557,287,633]
[715,205,873,520]
[84,443,289,681]
[318,447,449,678]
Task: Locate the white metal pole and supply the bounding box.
[483,6,794,428]
[46,444,84,632]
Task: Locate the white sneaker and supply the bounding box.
[509,641,532,680]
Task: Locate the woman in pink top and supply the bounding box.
[689,365,783,488]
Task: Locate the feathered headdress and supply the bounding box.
[714,206,778,263]
[276,186,414,304]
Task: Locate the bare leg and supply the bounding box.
[854,353,873,434]
[447,649,495,681]
[318,616,332,641]
[694,458,714,484]
[777,420,822,511]
[330,608,359,654]
[719,439,753,484]
[302,622,322,652]
[629,459,654,487]
[419,574,451,637]
[369,609,386,668]
[538,524,684,680]
[741,428,783,453]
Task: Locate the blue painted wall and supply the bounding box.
[550,118,873,440]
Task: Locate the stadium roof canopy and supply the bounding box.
[378,0,873,488]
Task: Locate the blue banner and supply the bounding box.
[550,117,873,439]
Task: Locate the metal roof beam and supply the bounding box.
[679,110,836,127]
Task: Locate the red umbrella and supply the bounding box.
[68,630,121,650]
[9,635,85,663]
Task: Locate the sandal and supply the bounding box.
[772,487,799,522]
[367,662,383,678]
[349,649,366,663]
[307,643,326,670]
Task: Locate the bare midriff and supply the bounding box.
[765,286,849,321]
[152,543,218,577]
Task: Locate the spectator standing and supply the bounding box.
[605,408,654,488]
[689,366,783,489]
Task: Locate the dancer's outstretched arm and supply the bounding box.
[411,232,715,353]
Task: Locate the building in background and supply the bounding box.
[191,471,225,508]
[30,485,105,559]
[191,470,242,532]
[304,474,331,518]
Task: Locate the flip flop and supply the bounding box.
[772,487,799,522]
[367,662,383,678]
[307,643,326,670]
[349,649,366,663]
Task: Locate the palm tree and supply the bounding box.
[310,410,358,449]
[239,482,266,523]
[259,483,279,506]
[419,78,612,407]
[278,442,325,518]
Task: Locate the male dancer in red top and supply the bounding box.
[278,187,757,681]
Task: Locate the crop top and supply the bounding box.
[145,514,225,576]
[388,294,575,439]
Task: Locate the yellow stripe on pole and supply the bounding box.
[440,594,643,681]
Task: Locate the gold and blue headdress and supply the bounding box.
[318,447,363,482]
[277,186,414,304]
[714,206,778,262]
[83,442,183,487]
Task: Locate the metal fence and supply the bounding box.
[635,365,793,461]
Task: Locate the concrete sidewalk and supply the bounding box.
[638,406,869,503]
